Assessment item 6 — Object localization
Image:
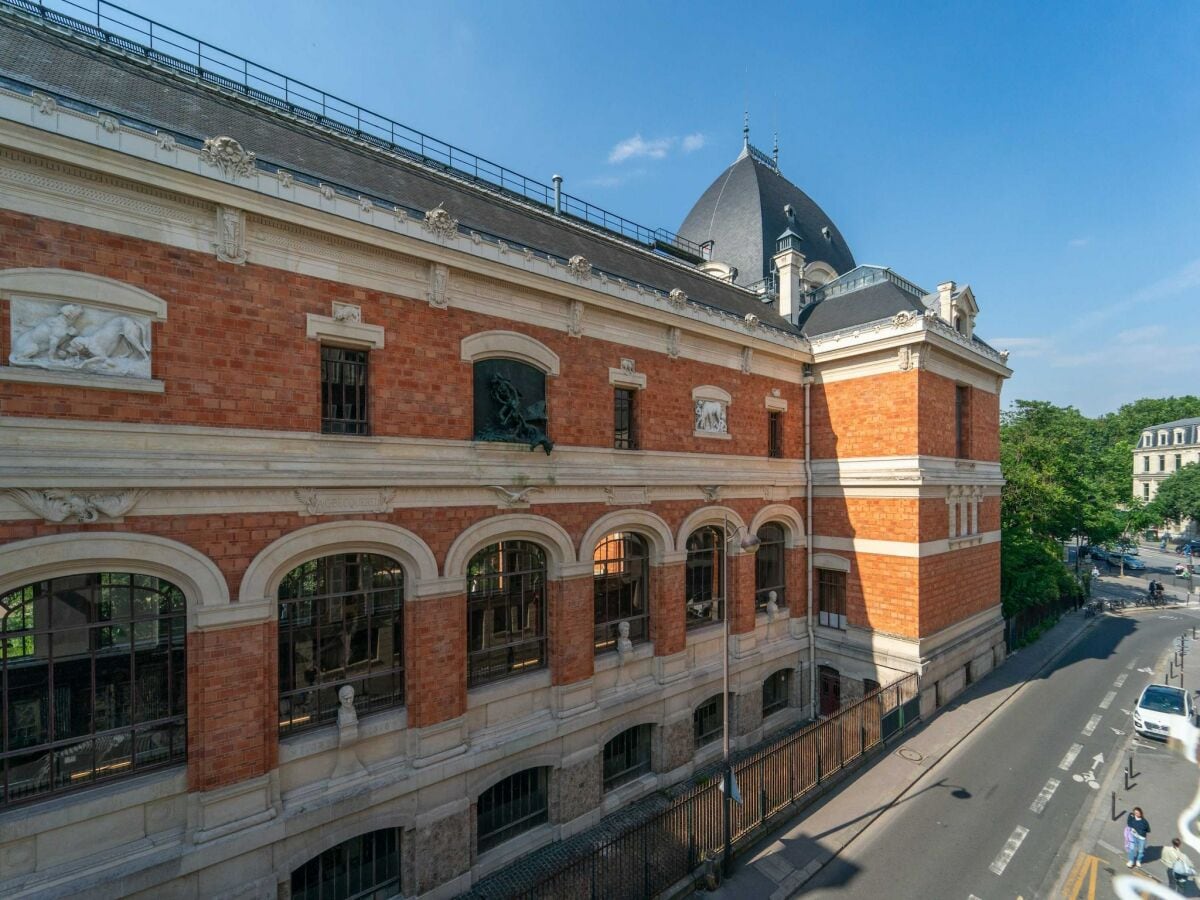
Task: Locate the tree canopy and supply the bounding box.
[1153,462,1200,525]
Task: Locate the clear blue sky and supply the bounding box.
[111,0,1199,416]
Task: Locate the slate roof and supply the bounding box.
[678,146,856,287]
[1146,417,1200,431]
[0,13,792,329]
[795,279,926,337]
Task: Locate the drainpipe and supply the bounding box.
[804,363,816,716]
[552,174,562,215]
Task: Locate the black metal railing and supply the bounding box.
[466,671,921,899]
[1,0,705,260]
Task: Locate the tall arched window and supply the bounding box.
[477,767,549,853]
[278,553,405,735]
[290,828,401,900]
[754,523,787,611]
[685,526,724,629]
[467,541,547,687]
[593,532,649,653]
[0,573,186,807]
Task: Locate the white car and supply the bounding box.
[1133,683,1193,739]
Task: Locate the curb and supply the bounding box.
[776,610,1103,897]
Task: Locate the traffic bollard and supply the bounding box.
[1112,790,1118,821]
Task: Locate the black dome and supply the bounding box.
[678,145,855,287]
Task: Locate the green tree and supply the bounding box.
[1152,462,1200,525]
[1093,397,1200,502]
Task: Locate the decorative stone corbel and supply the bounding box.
[6,488,145,523]
[422,203,458,240]
[488,485,541,508]
[567,300,584,338]
[567,255,592,280]
[668,288,688,309]
[213,205,247,265]
[667,326,681,360]
[155,131,177,152]
[426,262,450,309]
[740,346,754,375]
[699,485,721,502]
[31,91,56,116]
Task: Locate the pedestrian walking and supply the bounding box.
[1126,807,1151,868]
[1091,564,1100,579]
[1163,837,1195,891]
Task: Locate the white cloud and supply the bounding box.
[1067,237,1090,248]
[682,133,706,153]
[608,134,674,164]
[1115,324,1167,344]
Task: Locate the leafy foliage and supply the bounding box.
[1153,463,1200,525]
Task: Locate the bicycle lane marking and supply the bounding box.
[989,825,1029,875]
[1083,714,1102,736]
[1060,743,1084,771]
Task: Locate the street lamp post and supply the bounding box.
[721,514,761,878]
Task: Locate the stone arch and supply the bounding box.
[444,514,577,580]
[676,506,747,554]
[240,521,440,603]
[460,330,560,375]
[812,552,851,573]
[0,532,225,631]
[578,509,675,565]
[468,753,560,798]
[272,809,417,890]
[597,710,664,749]
[748,503,806,547]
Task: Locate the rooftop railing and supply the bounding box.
[1,0,706,261]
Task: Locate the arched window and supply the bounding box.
[467,541,547,687]
[603,724,652,791]
[278,554,404,735]
[593,532,649,653]
[762,669,791,717]
[754,523,787,611]
[0,573,186,807]
[685,526,724,629]
[290,828,401,900]
[477,767,549,853]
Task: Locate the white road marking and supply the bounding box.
[1138,667,1156,674]
[990,825,1029,875]
[1100,691,1117,709]
[1083,714,1102,736]
[969,895,984,900]
[1115,674,1128,688]
[1098,838,1122,855]
[1030,778,1060,814]
[1127,658,1138,670]
[1060,743,1083,770]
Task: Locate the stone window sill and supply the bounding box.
[0,766,186,835]
[467,668,552,708]
[474,821,555,875]
[278,704,408,764]
[601,772,658,812]
[948,535,984,550]
[693,430,732,440]
[594,641,653,672]
[0,367,165,393]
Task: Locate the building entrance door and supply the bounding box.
[819,665,841,717]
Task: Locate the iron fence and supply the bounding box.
[491,672,919,899]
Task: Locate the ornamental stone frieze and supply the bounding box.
[294,488,396,516]
[199,135,256,179]
[5,488,145,523]
[8,298,154,379]
[421,202,458,240]
[488,485,542,508]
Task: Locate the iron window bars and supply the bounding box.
[0,573,186,808]
[477,767,549,854]
[613,388,637,450]
[289,828,401,900]
[602,724,652,792]
[277,553,405,735]
[467,541,547,687]
[768,410,783,458]
[321,346,369,435]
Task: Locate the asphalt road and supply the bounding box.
[802,603,1197,899]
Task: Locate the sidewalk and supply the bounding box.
[705,607,1100,899]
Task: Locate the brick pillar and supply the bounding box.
[729,551,756,634]
[406,593,467,728]
[787,546,808,620]
[187,621,276,792]
[550,574,594,686]
[650,561,685,656]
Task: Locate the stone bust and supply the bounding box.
[337,684,358,730]
[616,620,633,661]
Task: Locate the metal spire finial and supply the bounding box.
[773,131,779,166]
[743,111,749,148]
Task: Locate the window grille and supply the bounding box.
[321,346,369,435]
[693,695,724,748]
[685,527,724,629]
[477,768,549,853]
[955,385,970,458]
[768,410,783,458]
[467,542,547,687]
[602,724,652,791]
[0,573,186,808]
[277,554,405,735]
[592,533,649,653]
[290,828,401,900]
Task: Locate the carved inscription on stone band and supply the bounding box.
[8,299,153,379]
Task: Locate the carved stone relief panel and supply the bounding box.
[694,399,728,435]
[8,298,153,380]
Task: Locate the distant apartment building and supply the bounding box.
[1133,417,1200,535]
